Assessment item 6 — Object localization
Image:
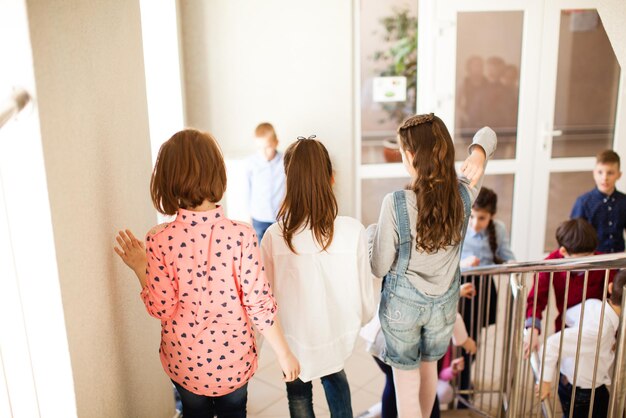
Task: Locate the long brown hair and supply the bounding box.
[397,113,464,253]
[473,187,502,264]
[277,138,338,253]
[150,129,227,215]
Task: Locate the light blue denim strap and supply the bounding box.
[393,191,412,277]
[455,183,472,281]
[459,184,472,244]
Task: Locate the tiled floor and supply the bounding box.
[247,337,385,418]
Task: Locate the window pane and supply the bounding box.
[544,171,596,252]
[454,11,524,160]
[551,10,620,158]
[360,0,418,164]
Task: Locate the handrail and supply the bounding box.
[0,88,31,131]
[461,252,626,276]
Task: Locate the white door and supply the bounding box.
[531,2,624,256]
[423,0,625,260]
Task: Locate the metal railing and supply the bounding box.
[448,253,626,418]
[0,88,31,131]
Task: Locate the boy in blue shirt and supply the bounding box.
[571,150,626,253]
[245,122,286,241]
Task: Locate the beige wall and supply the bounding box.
[25,0,173,416]
[598,0,626,67]
[178,0,356,216]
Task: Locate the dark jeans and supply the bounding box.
[252,219,273,242]
[172,380,247,418]
[285,370,352,418]
[373,356,440,418]
[557,374,609,418]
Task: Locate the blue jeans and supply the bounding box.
[285,370,352,418]
[172,380,247,418]
[557,374,608,418]
[252,219,273,242]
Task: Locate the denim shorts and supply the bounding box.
[379,272,460,369]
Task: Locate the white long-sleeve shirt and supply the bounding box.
[541,299,619,388]
[261,217,376,382]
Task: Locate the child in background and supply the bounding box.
[114,129,299,418]
[459,187,515,403]
[261,137,375,418]
[571,149,626,253]
[536,270,626,418]
[245,122,286,241]
[524,219,615,356]
[369,113,496,417]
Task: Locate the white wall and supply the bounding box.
[25,0,174,416]
[0,0,76,415]
[178,0,356,217]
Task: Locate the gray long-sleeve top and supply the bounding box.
[368,127,497,296]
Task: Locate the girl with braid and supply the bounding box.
[369,113,496,417]
[458,187,515,405]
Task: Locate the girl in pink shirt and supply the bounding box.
[114,129,299,418]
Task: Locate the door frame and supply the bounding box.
[418,0,626,260]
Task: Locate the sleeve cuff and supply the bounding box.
[469,127,497,159]
[525,317,542,332]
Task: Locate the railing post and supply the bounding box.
[608,284,626,417]
[507,272,527,417]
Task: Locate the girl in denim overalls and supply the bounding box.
[368,114,496,417]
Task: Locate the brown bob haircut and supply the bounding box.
[150,129,227,215]
[397,113,464,253]
[255,122,278,143]
[596,149,620,168]
[277,138,338,253]
[555,218,598,255]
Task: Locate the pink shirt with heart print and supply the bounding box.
[140,206,277,396]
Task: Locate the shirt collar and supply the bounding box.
[593,187,616,199]
[467,227,485,238]
[176,206,225,225]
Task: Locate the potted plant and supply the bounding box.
[372,8,417,162]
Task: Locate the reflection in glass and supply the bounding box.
[551,10,620,158]
[544,172,596,252]
[455,11,524,160]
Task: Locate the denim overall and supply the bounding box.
[379,185,472,369]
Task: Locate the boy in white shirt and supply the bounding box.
[537,270,626,418]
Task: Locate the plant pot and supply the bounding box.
[382,138,402,163]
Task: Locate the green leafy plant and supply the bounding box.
[372,8,418,124]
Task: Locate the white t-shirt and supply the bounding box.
[261,216,376,382]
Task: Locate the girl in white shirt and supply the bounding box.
[261,136,376,418]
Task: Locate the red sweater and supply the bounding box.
[525,250,615,332]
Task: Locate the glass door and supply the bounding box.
[426,0,625,260]
[424,0,543,260]
[532,3,623,255]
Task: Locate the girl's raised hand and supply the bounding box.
[114,229,146,275]
[460,145,487,187]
